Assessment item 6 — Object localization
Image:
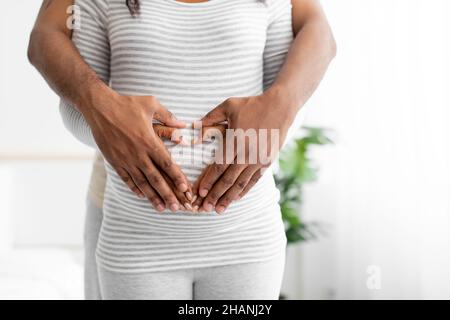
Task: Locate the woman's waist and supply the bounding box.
[105,132,269,185]
[103,167,280,235]
[101,198,282,238]
[105,165,279,212]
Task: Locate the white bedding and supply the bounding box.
[0,248,83,300]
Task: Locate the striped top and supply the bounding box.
[60,0,295,273]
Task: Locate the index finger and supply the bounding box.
[197,128,235,198]
[147,134,192,195]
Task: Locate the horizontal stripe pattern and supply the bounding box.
[60,0,293,273]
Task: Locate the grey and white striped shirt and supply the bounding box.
[60,0,295,273]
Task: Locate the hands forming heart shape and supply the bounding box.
[88,91,292,214]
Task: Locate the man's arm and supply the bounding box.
[28,0,103,110]
[28,0,193,212]
[193,0,336,213]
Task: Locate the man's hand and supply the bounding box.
[192,90,296,214]
[84,90,193,212]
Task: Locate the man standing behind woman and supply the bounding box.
[28,0,335,299]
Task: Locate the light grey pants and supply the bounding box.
[98,253,285,300]
[84,198,285,300]
[84,198,103,300]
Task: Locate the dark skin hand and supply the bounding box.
[28,0,193,212]
[192,0,337,213]
[28,0,335,214]
[83,92,193,212]
[191,94,286,213]
[152,124,193,211]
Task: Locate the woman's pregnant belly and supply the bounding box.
[96,0,282,234]
[102,122,279,234]
[103,125,281,236]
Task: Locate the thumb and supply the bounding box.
[201,100,228,127]
[154,101,186,128]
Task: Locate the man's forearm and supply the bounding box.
[267,15,337,120]
[28,26,111,115]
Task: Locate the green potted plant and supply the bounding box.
[275,127,333,244]
[275,127,333,299]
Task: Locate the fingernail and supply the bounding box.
[191,195,198,203]
[138,193,145,199]
[185,191,193,201]
[184,203,193,211]
[172,135,183,143]
[203,203,213,212]
[216,206,226,214]
[156,204,165,212]
[173,116,186,126]
[193,205,199,212]
[199,189,208,197]
[170,203,179,212]
[178,183,188,192]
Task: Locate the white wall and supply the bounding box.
[0,0,93,249]
[295,0,450,299]
[0,0,89,155]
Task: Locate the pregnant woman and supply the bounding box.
[31,0,335,299]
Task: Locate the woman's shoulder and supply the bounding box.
[75,0,110,12]
[75,0,110,24]
[265,0,292,11]
[265,0,292,24]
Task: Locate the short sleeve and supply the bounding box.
[263,0,294,91]
[59,0,111,148]
[266,0,293,26]
[263,0,307,145]
[72,0,110,82]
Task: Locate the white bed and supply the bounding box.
[0,248,83,300]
